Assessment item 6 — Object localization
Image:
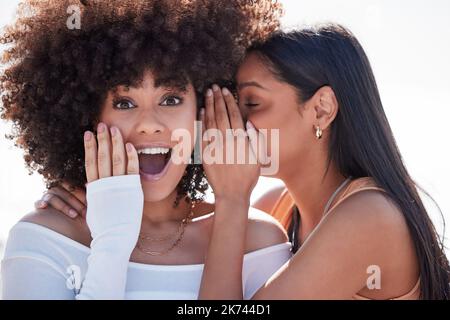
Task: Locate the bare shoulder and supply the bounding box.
[245,207,289,253]
[321,189,419,297]
[323,189,418,275]
[328,190,408,234]
[251,185,285,214]
[191,201,288,253]
[20,209,92,247]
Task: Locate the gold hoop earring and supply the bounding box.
[315,126,323,140]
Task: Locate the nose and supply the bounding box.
[134,109,166,136]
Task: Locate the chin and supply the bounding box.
[140,165,186,203]
[142,190,171,202]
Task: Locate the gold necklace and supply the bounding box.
[138,222,184,242]
[135,201,196,256]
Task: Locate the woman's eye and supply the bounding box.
[114,99,136,110]
[238,96,260,109]
[161,96,183,107]
[245,102,260,108]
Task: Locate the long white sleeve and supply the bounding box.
[1,227,291,299]
[1,174,144,300]
[75,175,143,299]
[1,175,292,300]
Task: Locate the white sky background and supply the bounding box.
[0,0,449,258]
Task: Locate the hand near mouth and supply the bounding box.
[200,84,260,204]
[84,123,139,182]
[199,84,262,299]
[33,123,140,218]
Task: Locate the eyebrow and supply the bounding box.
[113,84,187,94]
[237,81,268,91]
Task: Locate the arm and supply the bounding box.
[2,125,142,300]
[198,86,260,299]
[76,175,143,299]
[75,124,142,299]
[1,177,142,300]
[199,197,249,299]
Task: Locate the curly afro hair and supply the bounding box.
[0,0,283,203]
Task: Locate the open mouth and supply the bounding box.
[137,147,172,176]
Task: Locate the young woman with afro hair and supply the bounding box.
[0,0,290,299]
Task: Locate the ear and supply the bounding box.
[311,86,339,131]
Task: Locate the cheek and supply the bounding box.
[246,96,295,129]
[99,111,134,139]
[246,101,288,139]
[167,107,197,146]
[247,103,309,164]
[169,112,196,132]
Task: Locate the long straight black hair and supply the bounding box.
[249,24,450,300]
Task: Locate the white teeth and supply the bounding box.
[137,147,170,155]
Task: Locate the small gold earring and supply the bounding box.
[315,125,323,140]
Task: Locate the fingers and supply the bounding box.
[222,87,245,130]
[34,199,48,209]
[212,84,231,132]
[246,120,259,165]
[126,143,139,174]
[204,85,251,166]
[206,85,243,130]
[246,120,269,165]
[199,108,209,158]
[84,131,98,183]
[204,88,217,131]
[110,126,126,176]
[62,182,86,205]
[86,124,136,182]
[40,192,78,218]
[49,186,86,216]
[35,184,87,218]
[96,122,112,179]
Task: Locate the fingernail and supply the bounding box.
[68,209,78,218]
[84,131,91,141]
[97,123,105,133]
[110,127,117,137]
[222,87,230,96]
[206,89,213,96]
[38,200,46,208]
[212,84,219,92]
[200,108,205,116]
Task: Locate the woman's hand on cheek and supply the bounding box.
[200,85,260,205]
[32,123,138,220]
[84,123,139,183]
[83,123,144,251]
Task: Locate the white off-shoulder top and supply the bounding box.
[1,175,292,300]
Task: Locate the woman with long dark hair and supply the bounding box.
[197,24,450,299]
